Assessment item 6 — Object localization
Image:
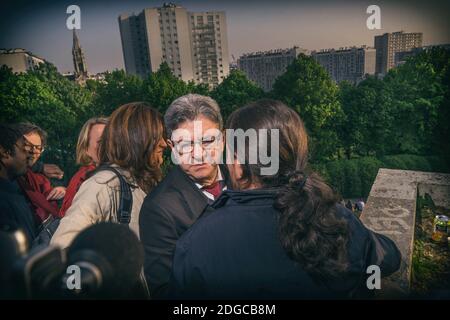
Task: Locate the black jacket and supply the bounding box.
[0,178,37,242]
[169,188,402,299]
[139,165,230,299]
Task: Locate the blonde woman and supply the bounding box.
[59,117,108,217]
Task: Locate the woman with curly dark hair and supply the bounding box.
[170,99,401,299]
[51,102,167,249]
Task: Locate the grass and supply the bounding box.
[410,194,450,297]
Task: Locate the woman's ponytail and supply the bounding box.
[274,170,350,281]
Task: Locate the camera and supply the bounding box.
[0,223,149,299]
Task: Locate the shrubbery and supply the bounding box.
[1,48,449,191]
[313,154,450,199]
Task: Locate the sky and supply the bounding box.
[1,0,449,74]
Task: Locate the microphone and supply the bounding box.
[66,222,145,299]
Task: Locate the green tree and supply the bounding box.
[211,69,265,122]
[338,77,393,158]
[420,48,450,163]
[337,81,360,159]
[142,62,189,113]
[271,54,342,161]
[30,62,94,122]
[0,67,80,175]
[91,69,145,116]
[438,60,450,164]
[383,56,445,155]
[186,80,210,96]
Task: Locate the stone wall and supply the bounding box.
[360,168,450,297]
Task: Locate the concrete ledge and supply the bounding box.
[360,168,450,296]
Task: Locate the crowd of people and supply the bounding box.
[0,94,401,299]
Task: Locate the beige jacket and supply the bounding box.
[51,165,146,249]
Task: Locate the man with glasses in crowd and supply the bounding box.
[139,94,230,299]
[15,123,66,226]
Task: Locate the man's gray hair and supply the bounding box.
[164,94,223,138]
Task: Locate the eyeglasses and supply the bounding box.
[22,136,45,153]
[171,136,218,155]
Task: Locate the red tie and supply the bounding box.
[202,181,223,199]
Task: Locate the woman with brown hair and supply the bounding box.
[59,117,108,217]
[170,99,401,299]
[51,102,167,249]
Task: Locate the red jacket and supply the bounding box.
[59,164,96,217]
[17,168,60,222]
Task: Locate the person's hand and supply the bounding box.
[47,186,66,200]
[43,164,64,180]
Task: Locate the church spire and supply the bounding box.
[73,29,80,51]
[72,29,88,80]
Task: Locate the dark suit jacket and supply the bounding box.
[139,165,230,299]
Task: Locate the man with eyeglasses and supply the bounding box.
[139,94,230,299]
[17,124,65,181]
[14,123,66,226]
[0,124,38,243]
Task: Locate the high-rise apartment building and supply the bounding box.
[311,46,376,83]
[118,3,229,86]
[374,31,423,75]
[189,11,229,86]
[237,46,308,91]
